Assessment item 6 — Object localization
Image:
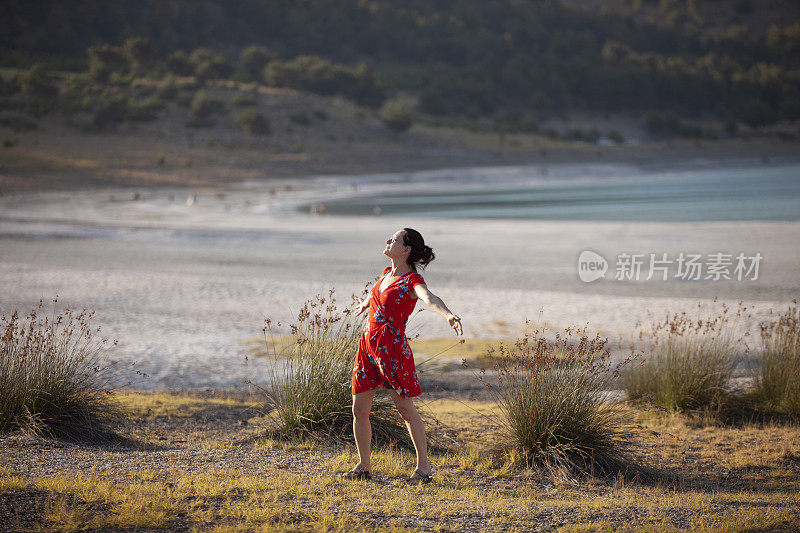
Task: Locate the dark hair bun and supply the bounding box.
[402,228,435,271]
[420,245,435,266]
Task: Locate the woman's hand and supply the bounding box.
[355,299,369,316]
[447,314,463,336]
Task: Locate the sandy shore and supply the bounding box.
[1,160,798,389]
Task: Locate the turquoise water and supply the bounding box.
[311,164,800,221]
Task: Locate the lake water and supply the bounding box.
[308,164,800,222]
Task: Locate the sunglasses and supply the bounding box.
[386,236,405,245]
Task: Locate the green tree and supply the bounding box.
[190,48,233,83]
[190,91,224,118]
[239,45,275,82]
[235,108,271,135]
[380,99,413,133]
[87,45,127,83]
[19,64,59,98]
[166,51,193,76]
[123,37,158,74]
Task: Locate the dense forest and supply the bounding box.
[1,0,799,130]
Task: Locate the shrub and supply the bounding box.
[231,93,259,107]
[623,305,744,413]
[380,99,413,133]
[195,57,234,83]
[166,51,193,76]
[259,290,411,446]
[189,91,224,119]
[123,37,158,74]
[756,304,800,415]
[128,96,164,122]
[189,47,216,66]
[19,64,59,99]
[158,77,179,100]
[264,56,384,107]
[239,45,274,81]
[235,109,270,135]
[87,44,127,83]
[485,324,638,476]
[0,300,122,442]
[350,63,386,108]
[190,48,233,83]
[0,73,21,96]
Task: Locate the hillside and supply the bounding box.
[2,0,799,129]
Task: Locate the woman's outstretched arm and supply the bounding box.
[413,284,462,335]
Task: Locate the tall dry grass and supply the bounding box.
[486,324,639,476]
[260,289,412,446]
[623,303,746,414]
[757,303,800,415]
[0,299,122,442]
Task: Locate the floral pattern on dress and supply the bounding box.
[352,266,426,398]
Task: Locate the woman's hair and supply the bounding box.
[401,227,435,272]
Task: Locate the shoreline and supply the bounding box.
[2,149,799,389]
[2,120,799,194]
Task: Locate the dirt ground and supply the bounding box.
[1,389,799,532]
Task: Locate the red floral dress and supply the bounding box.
[352,266,426,398]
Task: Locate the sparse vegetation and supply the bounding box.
[2,301,800,529]
[264,55,385,108]
[0,299,121,442]
[623,304,745,414]
[235,108,270,135]
[87,44,127,83]
[189,91,224,119]
[485,324,640,476]
[19,64,59,99]
[239,45,274,82]
[123,37,158,75]
[230,93,259,107]
[2,3,799,129]
[2,392,799,531]
[380,99,413,133]
[165,50,193,76]
[260,290,411,446]
[756,303,800,415]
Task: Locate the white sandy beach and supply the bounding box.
[1,162,798,388]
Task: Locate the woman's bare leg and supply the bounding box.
[350,388,377,473]
[389,390,431,475]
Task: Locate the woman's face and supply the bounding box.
[383,229,409,260]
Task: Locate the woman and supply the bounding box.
[342,227,462,485]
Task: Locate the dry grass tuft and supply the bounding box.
[483,323,644,478]
[259,289,415,448]
[0,298,123,442]
[623,302,747,415]
[756,301,800,416]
